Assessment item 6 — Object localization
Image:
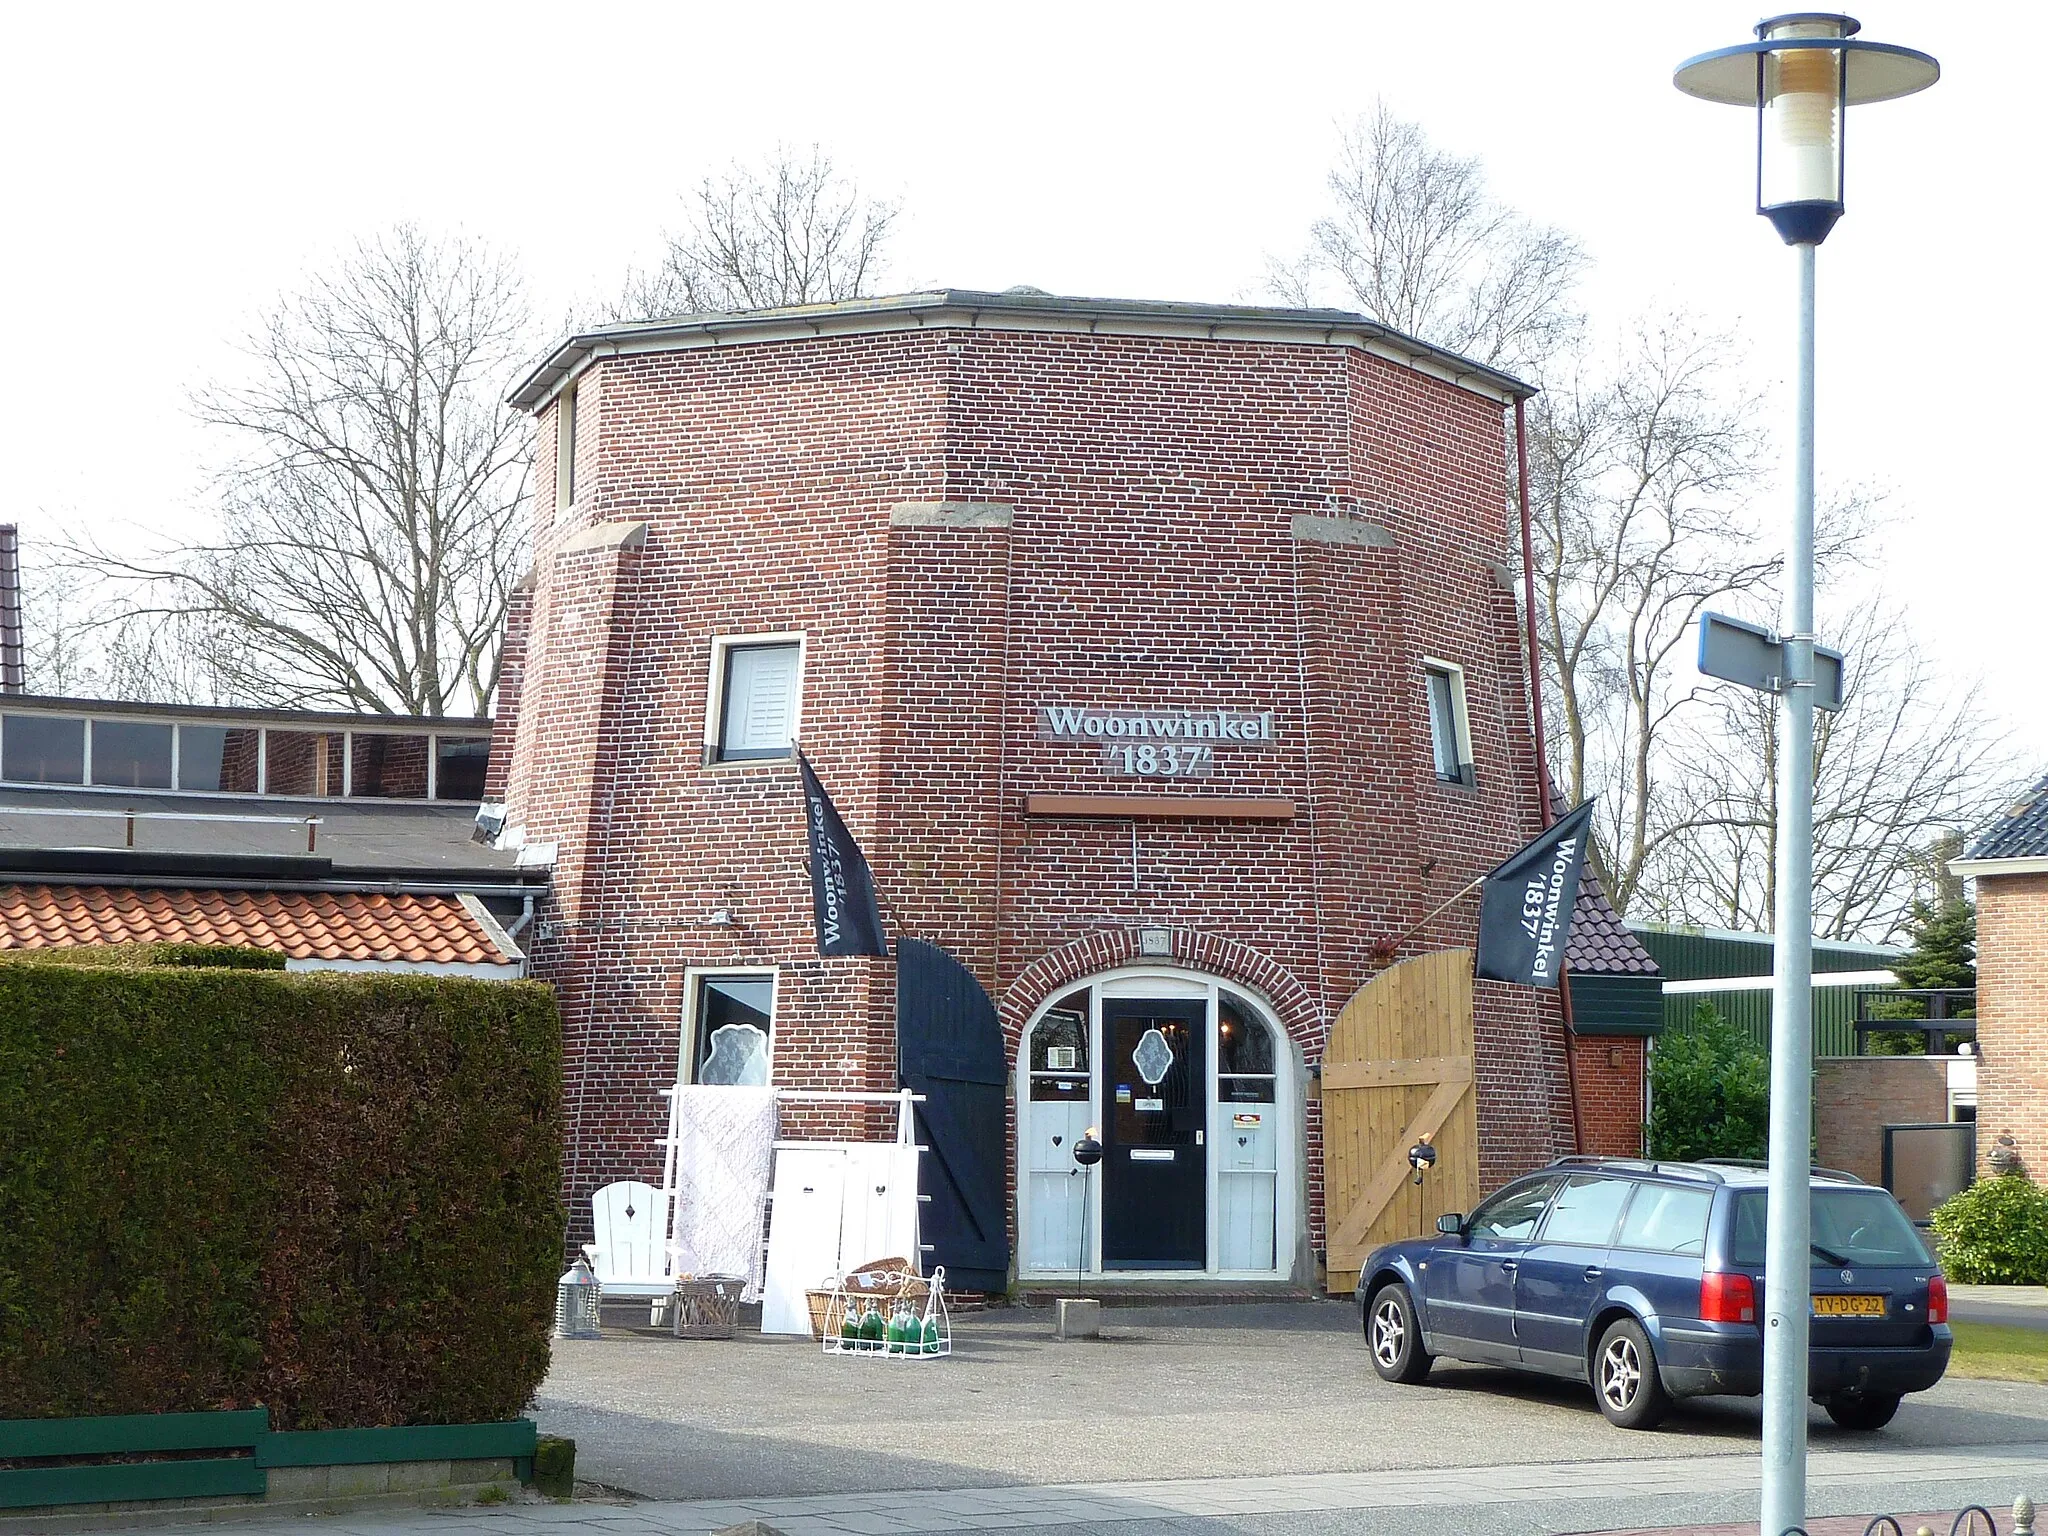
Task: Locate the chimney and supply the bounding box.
[0,525,23,694]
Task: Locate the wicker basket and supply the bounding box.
[669,1277,742,1340]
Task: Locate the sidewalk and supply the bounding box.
[98,1440,2048,1536]
[1950,1286,2048,1333]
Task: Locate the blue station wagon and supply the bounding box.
[1354,1156,1950,1430]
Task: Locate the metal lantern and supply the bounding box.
[1675,13,1939,246]
[554,1257,602,1340]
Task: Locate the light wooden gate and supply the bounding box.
[1323,949,1480,1293]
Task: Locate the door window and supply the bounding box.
[1538,1175,1635,1246]
[1029,990,1091,1102]
[1217,991,1277,1103]
[1466,1179,1558,1241]
[1616,1183,1712,1256]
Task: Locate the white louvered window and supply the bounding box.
[716,642,800,761]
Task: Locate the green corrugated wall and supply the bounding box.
[1633,925,1903,1060]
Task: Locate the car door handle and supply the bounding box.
[1500,1260,1518,1273]
[1583,1266,1603,1280]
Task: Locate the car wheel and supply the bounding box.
[1593,1318,1669,1430]
[1824,1393,1901,1431]
[1366,1283,1433,1384]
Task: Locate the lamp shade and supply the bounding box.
[1674,13,1939,245]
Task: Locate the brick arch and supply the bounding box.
[999,928,1322,1051]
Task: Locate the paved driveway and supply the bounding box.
[534,1302,2048,1504]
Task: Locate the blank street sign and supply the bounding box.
[1697,612,1845,712]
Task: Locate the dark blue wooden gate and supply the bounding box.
[895,938,1010,1292]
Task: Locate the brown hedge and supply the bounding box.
[0,956,562,1428]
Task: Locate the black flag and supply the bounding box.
[797,750,888,957]
[1474,800,1595,988]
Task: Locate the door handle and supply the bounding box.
[1500,1260,1518,1273]
[1584,1266,1603,1280]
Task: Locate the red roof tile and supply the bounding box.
[0,884,514,967]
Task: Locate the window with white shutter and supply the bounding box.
[715,641,801,761]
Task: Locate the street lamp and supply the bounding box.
[1675,17,1937,1536]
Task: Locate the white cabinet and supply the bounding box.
[760,1142,920,1335]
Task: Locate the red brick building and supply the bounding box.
[493,290,1645,1289]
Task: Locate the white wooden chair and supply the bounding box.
[582,1180,674,1325]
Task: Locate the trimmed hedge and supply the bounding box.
[0,953,562,1429]
[0,941,287,971]
[1931,1172,2048,1285]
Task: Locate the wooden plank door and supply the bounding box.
[1322,949,1480,1294]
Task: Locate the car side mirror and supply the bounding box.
[1436,1213,1464,1235]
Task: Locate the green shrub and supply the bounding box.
[1647,1004,1771,1161]
[0,941,286,971]
[1930,1173,2048,1285]
[0,958,562,1428]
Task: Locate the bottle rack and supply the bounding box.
[820,1263,951,1359]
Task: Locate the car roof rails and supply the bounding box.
[1695,1157,1865,1185]
[1545,1154,1727,1185]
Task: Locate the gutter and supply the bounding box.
[1949,857,2048,878]
[507,290,1538,413]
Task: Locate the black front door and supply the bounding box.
[1101,998,1206,1269]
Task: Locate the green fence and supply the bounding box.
[1660,983,1887,1058]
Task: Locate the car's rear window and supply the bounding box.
[1730,1189,1933,1267]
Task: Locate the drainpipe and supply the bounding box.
[1515,400,1585,1155]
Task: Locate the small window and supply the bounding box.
[434,736,491,801]
[714,640,801,762]
[349,733,429,798]
[1423,660,1475,787]
[1030,989,1091,1102]
[1616,1183,1712,1256]
[1467,1178,1558,1241]
[555,385,578,511]
[89,720,174,789]
[178,725,260,793]
[1538,1175,1635,1247]
[2,714,84,783]
[1218,991,1277,1103]
[688,974,774,1086]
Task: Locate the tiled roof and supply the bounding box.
[1967,773,2048,862]
[1551,789,1661,977]
[0,884,517,966]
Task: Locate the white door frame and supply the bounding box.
[1015,964,1299,1281]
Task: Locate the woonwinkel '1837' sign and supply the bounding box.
[1038,705,1276,779]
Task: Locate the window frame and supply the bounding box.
[554,384,578,511]
[680,967,779,1087]
[1421,657,1476,788]
[704,633,806,766]
[1465,1176,1562,1242]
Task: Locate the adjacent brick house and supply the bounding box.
[493,289,1645,1287]
[1951,772,2048,1179]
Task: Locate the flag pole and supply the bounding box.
[1369,874,1486,964]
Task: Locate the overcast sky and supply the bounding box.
[4,1,2040,762]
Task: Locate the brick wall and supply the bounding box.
[1814,1056,1951,1186]
[1975,873,2048,1178]
[1568,1034,1645,1158]
[499,317,1599,1267]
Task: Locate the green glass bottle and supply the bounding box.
[838,1298,861,1353]
[859,1299,886,1352]
[920,1310,941,1356]
[884,1302,909,1355]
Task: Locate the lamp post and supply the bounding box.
[1675,18,1937,1536]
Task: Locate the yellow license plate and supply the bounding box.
[1812,1293,1886,1317]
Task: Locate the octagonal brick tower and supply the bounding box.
[494,289,1591,1286]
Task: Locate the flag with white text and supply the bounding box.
[797,750,888,958]
[1474,801,1594,989]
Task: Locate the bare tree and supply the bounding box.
[65,224,533,716]
[1647,606,2020,941]
[1526,315,1781,911]
[617,144,898,319]
[1268,102,1586,370]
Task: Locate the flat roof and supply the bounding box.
[507,288,1538,414]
